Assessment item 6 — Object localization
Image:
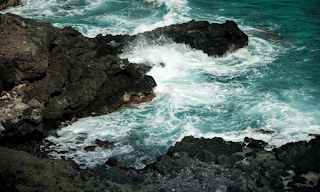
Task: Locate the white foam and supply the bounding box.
[8,0,318,169]
[46,34,320,168]
[133,0,191,34]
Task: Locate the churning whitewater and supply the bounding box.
[2,0,320,168]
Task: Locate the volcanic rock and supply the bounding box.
[0,13,156,144]
[0,0,20,10]
[95,139,115,149]
[84,145,96,152]
[0,13,249,145]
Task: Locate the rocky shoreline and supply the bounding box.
[1,13,319,191]
[0,13,247,145]
[0,0,20,10]
[1,135,320,191]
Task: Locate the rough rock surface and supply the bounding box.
[0,146,142,192]
[97,19,249,57]
[0,13,157,144]
[0,0,20,10]
[0,13,248,145]
[1,136,320,191]
[139,136,320,191]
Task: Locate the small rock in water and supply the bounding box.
[84,145,96,152]
[70,117,78,124]
[76,133,88,141]
[253,129,275,135]
[95,139,115,149]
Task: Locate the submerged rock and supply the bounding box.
[252,28,283,41]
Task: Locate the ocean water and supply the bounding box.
[2,0,320,169]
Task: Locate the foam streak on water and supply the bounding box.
[46,34,320,169]
[2,0,320,169]
[1,0,191,37]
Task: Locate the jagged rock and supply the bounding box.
[96,20,249,57]
[146,19,249,56]
[105,157,122,168]
[95,139,115,149]
[0,13,249,144]
[0,0,20,10]
[244,137,268,149]
[0,13,156,144]
[167,136,243,161]
[253,129,275,135]
[84,145,96,152]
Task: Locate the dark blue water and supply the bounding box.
[2,0,319,168]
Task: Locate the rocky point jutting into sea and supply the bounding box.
[0,12,320,192]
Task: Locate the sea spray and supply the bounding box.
[3,0,320,169]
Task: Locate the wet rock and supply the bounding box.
[252,28,283,41]
[84,145,96,152]
[43,139,55,146]
[95,139,115,149]
[253,129,275,135]
[167,136,243,160]
[51,133,60,138]
[142,20,249,56]
[0,0,20,10]
[105,157,122,168]
[273,140,308,167]
[76,133,88,141]
[70,117,78,123]
[244,137,268,149]
[0,13,156,144]
[1,13,249,145]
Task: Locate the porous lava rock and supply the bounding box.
[139,136,320,191]
[0,13,249,145]
[144,19,249,56]
[0,13,156,144]
[0,0,20,10]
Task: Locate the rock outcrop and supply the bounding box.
[45,136,318,192]
[0,13,249,144]
[142,136,320,191]
[0,0,20,10]
[0,13,156,144]
[97,19,249,57]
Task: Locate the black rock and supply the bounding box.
[0,13,248,146]
[84,145,96,152]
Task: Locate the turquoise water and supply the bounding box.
[2,0,320,168]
